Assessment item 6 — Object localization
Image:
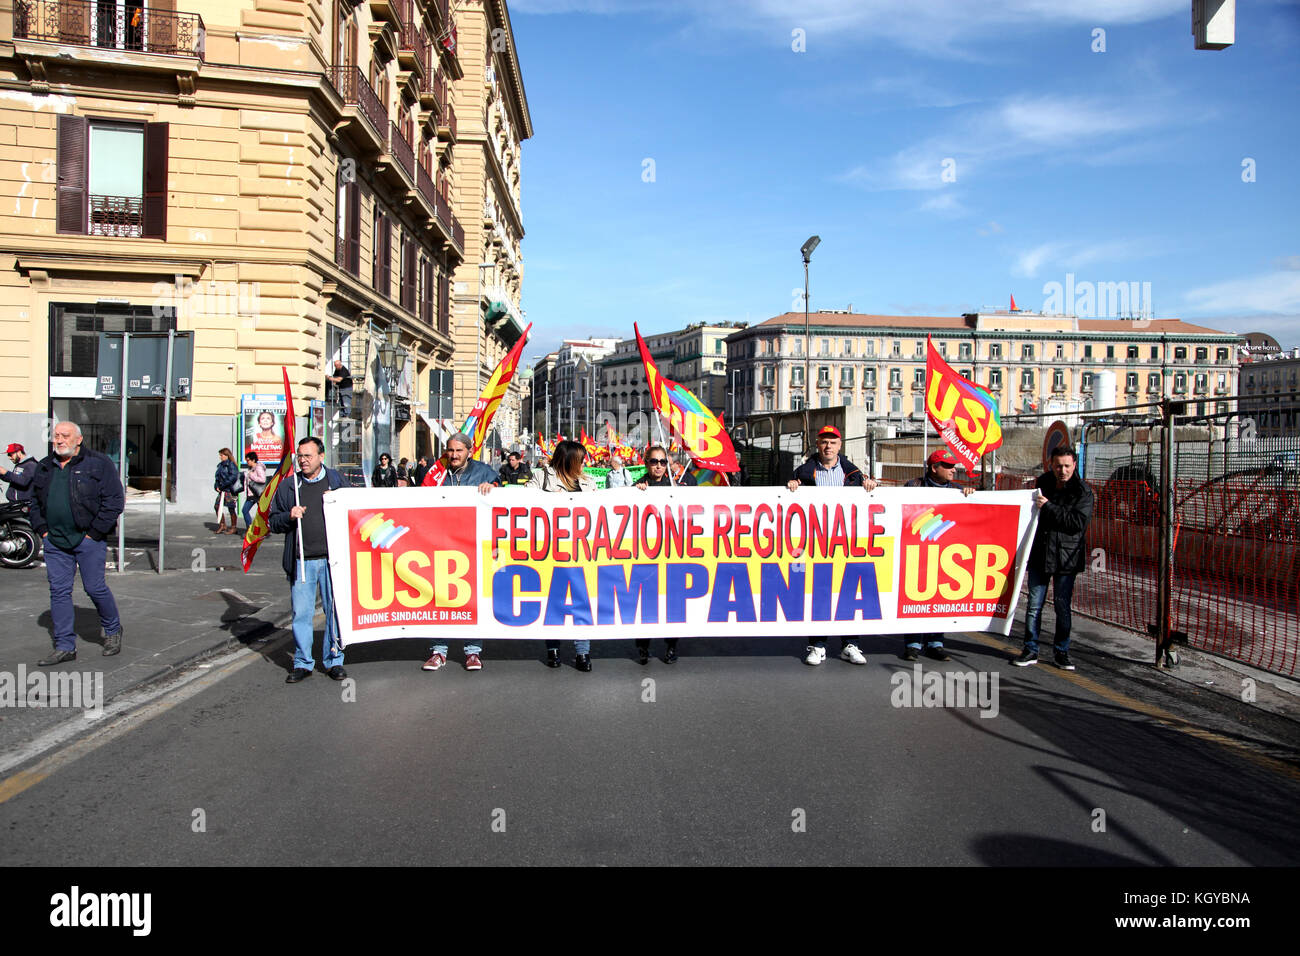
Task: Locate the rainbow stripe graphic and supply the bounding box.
[357,513,411,550]
[909,508,957,542]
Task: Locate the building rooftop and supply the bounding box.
[741,311,1236,337]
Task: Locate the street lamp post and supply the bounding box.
[800,235,820,441]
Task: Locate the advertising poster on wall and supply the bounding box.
[242,394,287,465]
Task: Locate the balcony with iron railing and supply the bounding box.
[369,0,405,31]
[328,66,388,153]
[397,12,427,78]
[88,195,143,238]
[386,120,415,185]
[450,214,464,255]
[14,0,205,60]
[437,100,457,142]
[415,163,440,222]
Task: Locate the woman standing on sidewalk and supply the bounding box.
[214,448,240,534]
[240,451,267,532]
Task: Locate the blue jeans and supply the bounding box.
[1023,565,1077,655]
[905,633,944,650]
[547,639,591,655]
[44,535,121,652]
[429,642,482,657]
[290,557,343,671]
[241,495,257,530]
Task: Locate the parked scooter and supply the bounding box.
[0,500,41,569]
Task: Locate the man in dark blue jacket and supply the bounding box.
[786,425,879,666]
[268,436,347,683]
[901,448,975,662]
[28,422,125,665]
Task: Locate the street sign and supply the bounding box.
[97,332,194,400]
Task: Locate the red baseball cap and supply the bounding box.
[5,443,23,455]
[816,425,842,439]
[927,448,960,466]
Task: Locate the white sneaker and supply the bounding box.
[804,645,827,666]
[840,644,867,665]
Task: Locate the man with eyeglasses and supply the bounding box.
[268,436,347,684]
[632,444,694,663]
[786,425,878,666]
[901,448,975,662]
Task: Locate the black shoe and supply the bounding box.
[102,629,123,657]
[923,645,951,662]
[545,648,561,668]
[664,646,678,664]
[1053,652,1075,671]
[1011,649,1038,667]
[637,646,649,665]
[575,653,592,672]
[902,646,920,662]
[327,665,348,680]
[37,649,76,666]
[285,668,313,683]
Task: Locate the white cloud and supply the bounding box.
[919,192,967,217]
[514,1,1187,57]
[1183,271,1300,316]
[838,93,1167,192]
[978,221,1004,236]
[1011,238,1169,278]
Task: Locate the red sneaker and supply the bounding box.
[422,652,446,671]
[465,653,483,671]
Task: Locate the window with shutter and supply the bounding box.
[57,116,88,234]
[438,272,450,334]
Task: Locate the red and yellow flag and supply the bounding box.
[423,323,532,486]
[924,336,1003,471]
[634,323,739,473]
[241,367,297,572]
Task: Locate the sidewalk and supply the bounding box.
[1,512,295,749]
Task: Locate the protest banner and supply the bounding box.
[322,487,1038,646]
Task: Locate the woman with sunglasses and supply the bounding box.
[371,454,398,488]
[632,444,696,664]
[527,440,599,670]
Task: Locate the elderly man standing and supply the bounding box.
[786,425,878,666]
[28,422,125,665]
[269,436,348,683]
[422,433,498,672]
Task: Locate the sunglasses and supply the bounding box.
[647,458,668,465]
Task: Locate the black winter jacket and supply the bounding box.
[29,448,125,541]
[2,455,38,502]
[791,455,869,487]
[372,464,398,487]
[1029,470,1094,574]
[268,468,345,579]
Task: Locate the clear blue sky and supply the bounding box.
[507,0,1300,359]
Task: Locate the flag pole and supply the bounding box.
[654,411,677,487]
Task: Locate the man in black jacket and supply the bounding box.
[786,425,878,666]
[1012,446,1094,670]
[498,450,532,486]
[28,421,125,665]
[0,442,38,502]
[901,448,975,662]
[269,437,348,683]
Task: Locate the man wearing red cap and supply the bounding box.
[901,448,975,661]
[787,424,878,666]
[0,442,38,503]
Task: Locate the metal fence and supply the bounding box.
[732,397,1300,677]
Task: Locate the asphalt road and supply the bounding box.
[2,631,1297,866]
